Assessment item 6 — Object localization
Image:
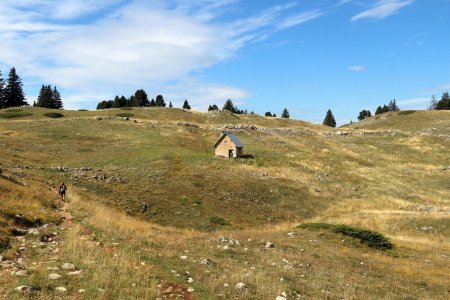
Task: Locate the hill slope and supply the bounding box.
[0,107,449,299]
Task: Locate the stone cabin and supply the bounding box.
[213,132,244,158]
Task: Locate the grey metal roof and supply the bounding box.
[213,132,244,148]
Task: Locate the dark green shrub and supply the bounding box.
[0,111,33,119]
[397,110,415,116]
[332,225,393,250]
[43,112,64,118]
[116,113,134,118]
[297,223,335,230]
[121,107,133,110]
[210,216,230,226]
[297,223,393,250]
[78,109,89,111]
[0,236,10,252]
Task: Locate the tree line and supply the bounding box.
[428,92,450,110]
[97,91,174,109]
[0,67,27,109]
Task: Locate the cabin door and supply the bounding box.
[228,149,234,158]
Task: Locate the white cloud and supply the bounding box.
[0,0,324,109]
[351,0,414,21]
[348,65,366,71]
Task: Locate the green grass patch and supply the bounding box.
[298,223,393,250]
[209,216,230,226]
[116,113,134,118]
[0,111,33,119]
[43,112,64,118]
[397,110,415,116]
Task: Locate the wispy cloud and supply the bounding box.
[348,65,366,71]
[351,0,414,21]
[277,10,323,30]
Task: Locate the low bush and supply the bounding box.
[398,110,415,116]
[78,109,89,111]
[43,112,64,118]
[210,216,230,226]
[116,113,134,118]
[121,107,133,110]
[298,223,393,250]
[0,111,33,119]
[0,236,10,252]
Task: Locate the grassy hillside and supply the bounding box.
[0,107,449,299]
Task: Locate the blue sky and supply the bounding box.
[0,0,449,124]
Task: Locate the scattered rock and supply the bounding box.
[218,236,228,243]
[179,256,188,260]
[78,289,86,294]
[55,287,67,293]
[229,239,240,246]
[265,242,275,248]
[177,122,199,128]
[48,273,62,280]
[15,270,27,277]
[235,282,248,295]
[28,228,40,235]
[187,287,195,292]
[276,291,288,300]
[68,270,82,276]
[200,258,212,265]
[15,286,31,293]
[61,263,76,270]
[188,277,194,283]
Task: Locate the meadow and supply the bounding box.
[0,106,449,299]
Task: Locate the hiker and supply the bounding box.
[59,182,67,202]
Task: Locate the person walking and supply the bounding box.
[59,182,67,202]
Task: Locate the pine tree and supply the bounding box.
[281,108,290,118]
[0,70,5,109]
[52,86,63,109]
[4,67,27,108]
[323,109,336,127]
[428,95,437,110]
[265,112,272,117]
[134,89,149,107]
[382,104,389,113]
[128,95,137,107]
[223,99,235,113]
[155,95,166,107]
[112,96,121,108]
[358,110,371,121]
[436,91,450,110]
[375,106,383,115]
[387,99,399,112]
[208,105,212,111]
[149,99,156,107]
[183,100,191,110]
[36,85,52,108]
[169,101,173,108]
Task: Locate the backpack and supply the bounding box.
[59,185,66,193]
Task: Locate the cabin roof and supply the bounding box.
[213,132,244,148]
